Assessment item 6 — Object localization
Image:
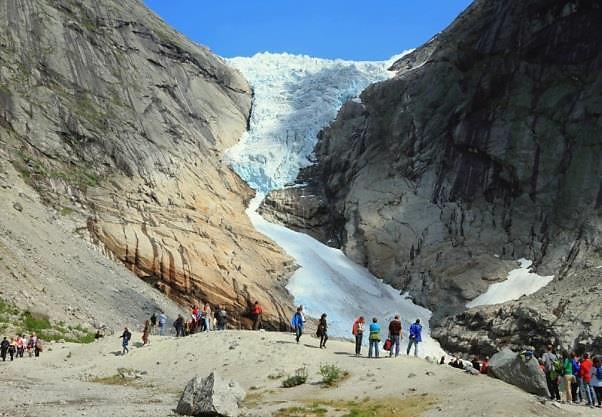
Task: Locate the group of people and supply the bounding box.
[0,333,43,361]
[541,345,602,407]
[288,308,424,359]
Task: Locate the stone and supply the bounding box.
[488,348,549,397]
[176,372,245,417]
[12,202,23,212]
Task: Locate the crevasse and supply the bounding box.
[227,52,444,357]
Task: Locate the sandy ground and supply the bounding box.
[0,330,598,417]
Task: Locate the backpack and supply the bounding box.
[553,359,564,377]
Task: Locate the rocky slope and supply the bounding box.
[0,0,294,329]
[262,0,602,349]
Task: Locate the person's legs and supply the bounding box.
[546,373,559,400]
[159,325,164,336]
[571,379,579,402]
[375,341,379,358]
[368,340,374,358]
[9,349,14,361]
[583,381,595,405]
[563,375,572,402]
[295,327,301,343]
[406,339,414,355]
[414,341,419,357]
[355,334,362,356]
[1,349,6,361]
[594,386,602,406]
[34,347,39,357]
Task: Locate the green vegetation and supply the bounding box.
[276,395,438,417]
[60,207,75,216]
[0,299,95,343]
[319,363,348,387]
[281,368,308,388]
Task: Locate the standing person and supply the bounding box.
[120,327,131,355]
[33,337,42,357]
[16,335,25,358]
[251,301,263,330]
[542,345,561,401]
[215,305,227,330]
[387,315,402,358]
[561,352,574,403]
[28,333,38,357]
[368,317,381,358]
[142,320,150,346]
[8,338,16,361]
[174,314,185,337]
[317,313,328,349]
[352,316,365,357]
[571,352,582,403]
[203,303,213,331]
[291,307,304,343]
[158,311,167,336]
[0,337,9,361]
[406,319,422,357]
[150,313,157,335]
[580,353,596,406]
[591,356,602,407]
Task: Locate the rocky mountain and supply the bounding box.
[0,0,294,329]
[262,0,602,352]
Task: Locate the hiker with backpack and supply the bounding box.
[317,313,328,349]
[119,327,131,355]
[291,307,304,343]
[387,315,402,358]
[368,317,381,358]
[542,345,561,401]
[406,319,422,357]
[352,316,365,357]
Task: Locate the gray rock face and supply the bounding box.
[488,348,549,397]
[176,373,245,417]
[263,0,602,347]
[0,0,295,328]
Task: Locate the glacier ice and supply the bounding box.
[466,259,553,308]
[227,51,444,357]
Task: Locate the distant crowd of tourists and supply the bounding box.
[540,345,602,407]
[0,333,43,361]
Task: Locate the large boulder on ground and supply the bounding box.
[176,372,245,416]
[488,349,549,397]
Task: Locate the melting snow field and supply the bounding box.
[247,196,445,358]
[228,51,443,357]
[466,259,554,308]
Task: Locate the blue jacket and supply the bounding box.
[572,358,581,376]
[409,323,422,342]
[291,312,304,329]
[369,323,381,341]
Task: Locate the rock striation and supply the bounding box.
[0,0,294,328]
[262,0,602,348]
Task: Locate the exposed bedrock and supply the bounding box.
[262,0,602,348]
[0,0,295,329]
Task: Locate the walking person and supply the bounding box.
[580,353,596,406]
[368,317,381,358]
[0,337,9,361]
[16,335,25,358]
[317,313,328,349]
[8,338,16,361]
[406,319,422,357]
[27,333,38,357]
[251,301,263,330]
[33,337,42,357]
[203,303,213,331]
[215,305,227,330]
[174,314,185,337]
[120,327,131,355]
[352,316,365,357]
[291,307,304,343]
[387,315,402,358]
[142,320,150,346]
[158,311,167,336]
[542,345,561,400]
[150,313,157,335]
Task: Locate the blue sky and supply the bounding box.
[144,1,473,61]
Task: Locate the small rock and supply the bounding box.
[13,202,23,212]
[407,372,416,378]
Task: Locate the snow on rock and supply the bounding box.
[466,259,554,308]
[226,52,402,192]
[247,195,445,358]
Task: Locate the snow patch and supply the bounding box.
[247,195,445,358]
[466,259,554,308]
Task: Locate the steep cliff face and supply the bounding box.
[263,0,602,347]
[0,0,294,328]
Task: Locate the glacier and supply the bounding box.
[227,52,444,357]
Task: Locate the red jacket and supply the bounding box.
[252,305,263,315]
[580,359,593,382]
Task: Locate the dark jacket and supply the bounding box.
[388,320,402,337]
[317,317,327,336]
[0,339,9,350]
[120,330,131,342]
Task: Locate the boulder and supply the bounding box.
[488,349,549,397]
[176,372,245,417]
